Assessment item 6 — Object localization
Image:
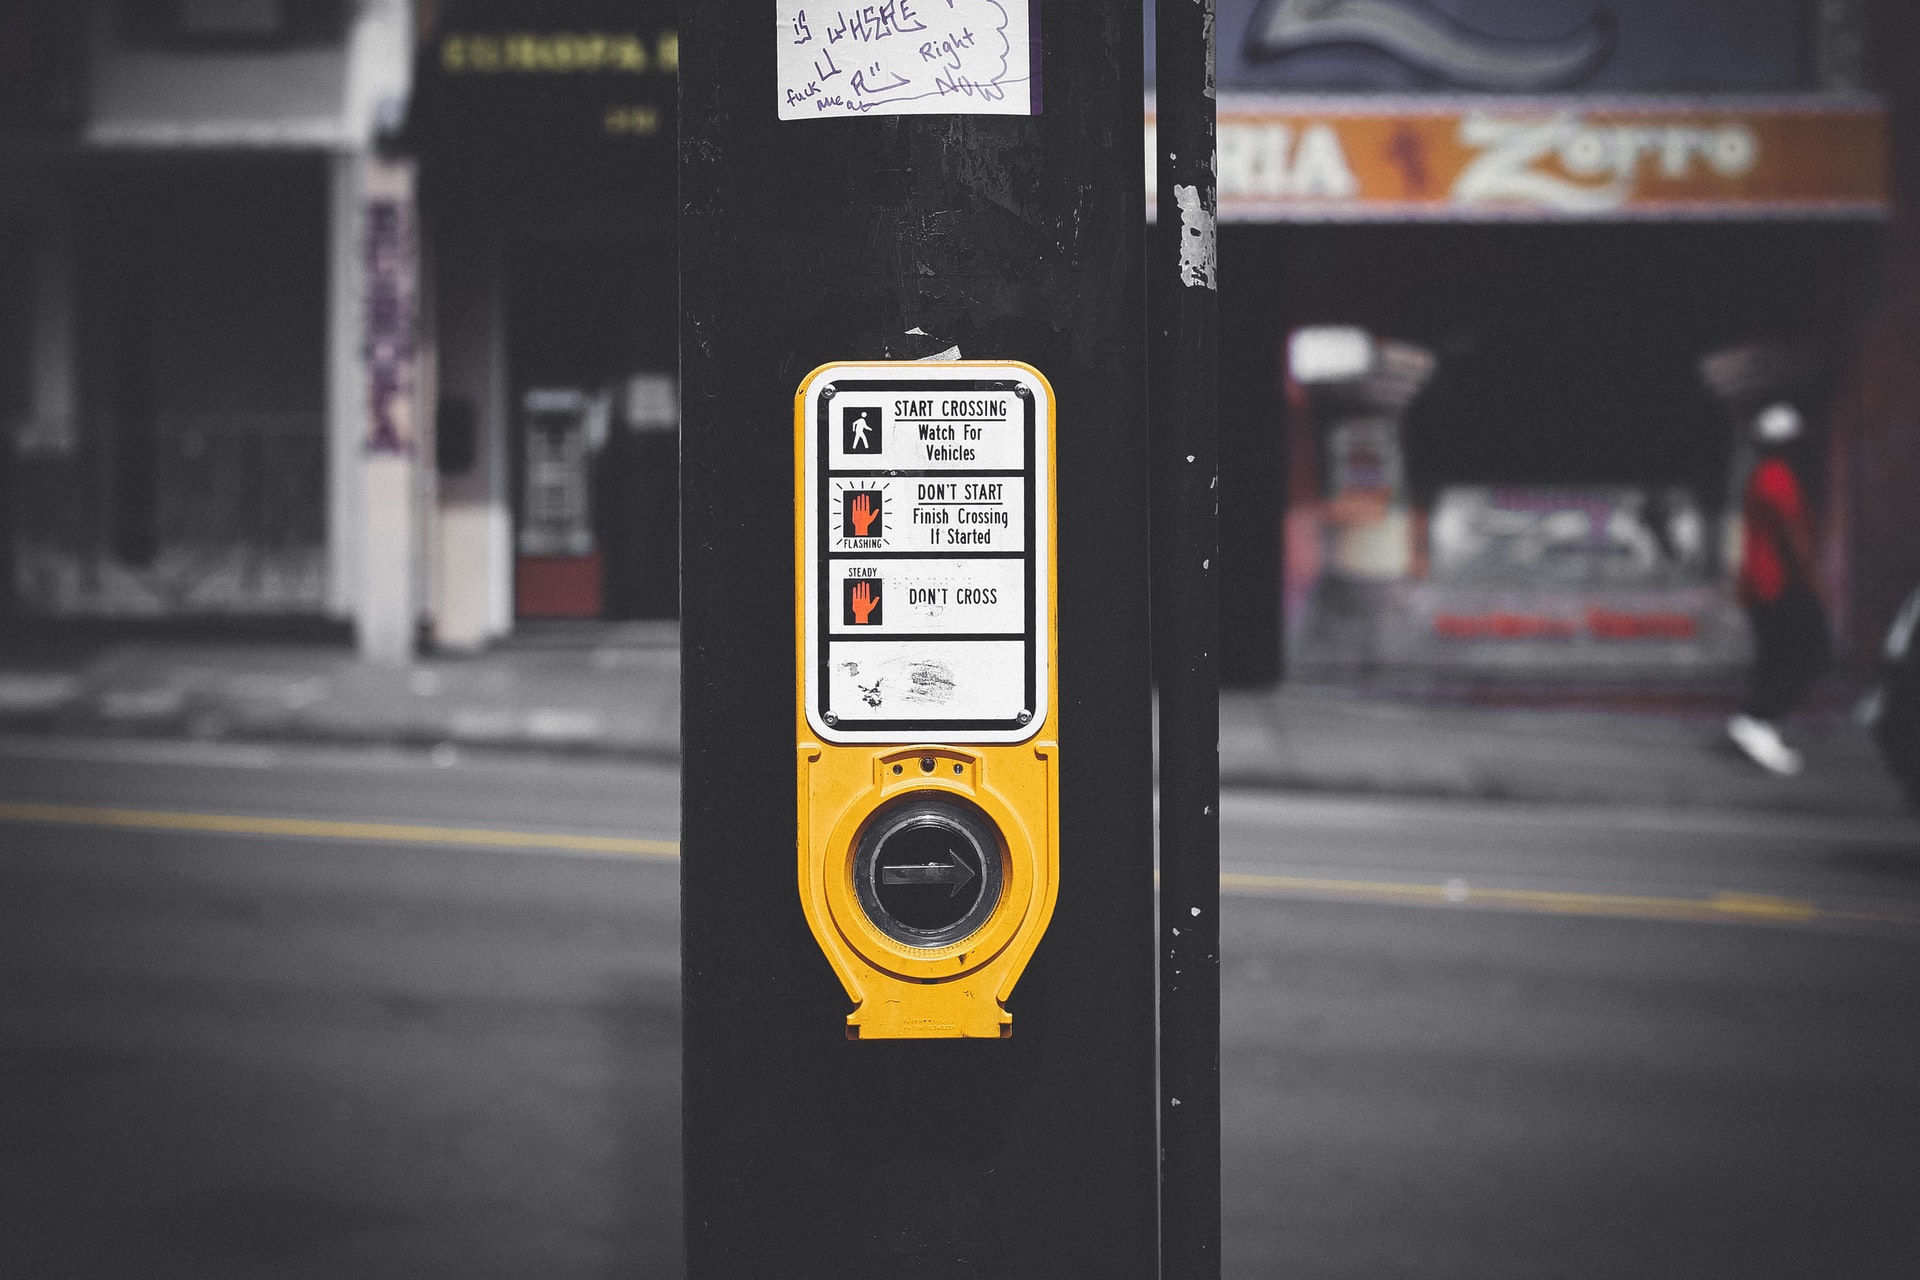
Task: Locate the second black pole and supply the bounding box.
[1151,0,1222,1276]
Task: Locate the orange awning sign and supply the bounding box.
[1149,96,1889,222]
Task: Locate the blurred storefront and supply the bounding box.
[0,0,412,629]
[404,0,680,647]
[0,1,678,656]
[1152,0,1900,684]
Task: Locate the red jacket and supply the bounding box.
[1739,456,1813,606]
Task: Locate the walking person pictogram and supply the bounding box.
[843,406,881,454]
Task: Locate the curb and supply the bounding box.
[0,710,681,766]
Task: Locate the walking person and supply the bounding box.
[1727,403,1832,775]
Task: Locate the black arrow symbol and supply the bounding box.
[881,845,977,897]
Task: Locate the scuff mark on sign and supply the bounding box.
[905,660,958,705]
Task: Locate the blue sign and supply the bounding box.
[1147,0,1813,94]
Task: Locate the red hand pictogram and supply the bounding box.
[850,493,877,537]
[850,580,878,624]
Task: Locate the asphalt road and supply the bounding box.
[1,735,1916,1278]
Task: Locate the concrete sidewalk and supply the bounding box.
[0,624,1910,820]
[0,624,682,761]
[1221,683,1909,817]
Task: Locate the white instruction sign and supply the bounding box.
[802,362,1051,745]
[777,1,1038,121]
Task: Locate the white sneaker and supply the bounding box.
[1728,714,1804,777]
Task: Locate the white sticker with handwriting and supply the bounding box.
[777,1,1037,120]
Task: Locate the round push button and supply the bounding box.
[853,793,1004,948]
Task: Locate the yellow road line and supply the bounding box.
[1220,872,1920,929]
[0,801,679,860]
[4,801,1914,929]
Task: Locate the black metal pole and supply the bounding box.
[679,5,1156,1277]
[1151,0,1222,1276]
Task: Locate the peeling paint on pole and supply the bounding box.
[1174,183,1218,290]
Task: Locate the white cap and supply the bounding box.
[1754,402,1805,444]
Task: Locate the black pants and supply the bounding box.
[1743,587,1832,721]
